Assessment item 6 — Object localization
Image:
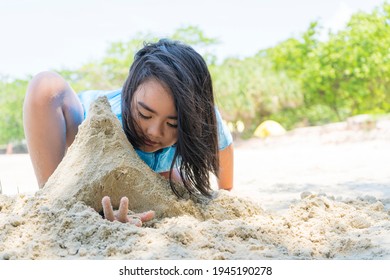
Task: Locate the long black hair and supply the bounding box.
[121,39,219,198]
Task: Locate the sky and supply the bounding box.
[0,0,387,79]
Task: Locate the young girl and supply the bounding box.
[23,39,234,226]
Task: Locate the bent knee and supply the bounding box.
[26,71,72,105]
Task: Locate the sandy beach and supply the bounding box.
[1,98,389,260]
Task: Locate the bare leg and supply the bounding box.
[23,71,84,188]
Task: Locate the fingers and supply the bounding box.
[102,196,115,222]
[117,197,129,223]
[101,196,155,227]
[136,210,156,223]
[128,218,143,227]
[127,211,155,227]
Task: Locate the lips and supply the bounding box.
[144,139,158,146]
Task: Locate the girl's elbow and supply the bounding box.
[218,182,233,191]
[222,186,233,191]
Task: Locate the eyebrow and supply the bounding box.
[137,101,177,120]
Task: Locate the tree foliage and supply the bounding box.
[0,78,28,144]
[267,3,390,124]
[302,5,390,118]
[212,55,302,133]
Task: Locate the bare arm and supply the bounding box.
[159,168,182,182]
[217,144,234,191]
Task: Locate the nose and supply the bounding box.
[146,122,163,139]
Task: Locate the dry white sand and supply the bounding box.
[0,98,389,260]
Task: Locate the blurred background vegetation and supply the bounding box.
[1,2,389,145]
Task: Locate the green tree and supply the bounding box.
[266,2,390,126]
[212,55,302,134]
[0,78,28,144]
[302,3,390,117]
[266,21,319,80]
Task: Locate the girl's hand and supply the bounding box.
[101,196,155,227]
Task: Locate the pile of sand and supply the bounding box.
[0,97,389,259]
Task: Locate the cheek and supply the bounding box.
[171,129,178,144]
[167,130,178,144]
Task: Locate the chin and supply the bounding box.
[141,145,161,153]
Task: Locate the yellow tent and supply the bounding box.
[254,120,286,138]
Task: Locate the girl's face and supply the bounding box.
[132,79,178,153]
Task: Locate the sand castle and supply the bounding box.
[41,96,262,221]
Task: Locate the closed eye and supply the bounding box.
[167,123,178,128]
[138,112,151,119]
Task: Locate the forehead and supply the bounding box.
[135,78,170,97]
[134,79,176,113]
